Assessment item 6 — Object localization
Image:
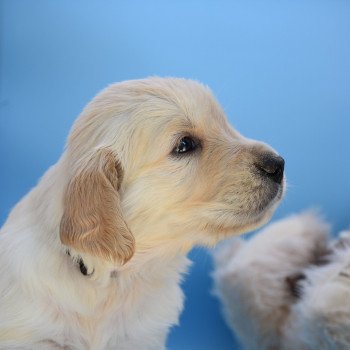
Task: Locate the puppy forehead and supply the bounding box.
[130,77,232,136]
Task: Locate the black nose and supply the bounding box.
[255,154,285,184]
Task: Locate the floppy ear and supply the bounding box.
[60,149,135,265]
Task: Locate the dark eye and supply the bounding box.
[173,136,197,155]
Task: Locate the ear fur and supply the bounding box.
[60,149,135,264]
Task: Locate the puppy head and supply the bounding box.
[60,77,285,261]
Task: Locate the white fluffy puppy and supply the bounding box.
[0,77,285,350]
[213,212,350,350]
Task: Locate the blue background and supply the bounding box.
[1,1,349,349]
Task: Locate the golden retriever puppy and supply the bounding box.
[0,77,284,349]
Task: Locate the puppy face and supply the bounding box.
[60,78,285,262]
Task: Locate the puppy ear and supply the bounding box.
[60,149,135,265]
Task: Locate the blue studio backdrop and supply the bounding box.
[1,1,350,349]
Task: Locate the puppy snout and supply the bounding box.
[255,154,285,184]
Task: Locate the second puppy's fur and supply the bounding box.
[213,213,350,350]
[0,77,285,349]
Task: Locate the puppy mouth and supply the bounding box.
[229,177,285,231]
[245,180,285,228]
[204,178,284,238]
[258,180,284,211]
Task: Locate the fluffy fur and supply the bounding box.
[0,77,284,349]
[213,212,350,350]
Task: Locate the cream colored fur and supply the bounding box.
[0,77,284,349]
[213,212,350,350]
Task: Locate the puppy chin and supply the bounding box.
[246,182,285,229]
[250,201,281,230]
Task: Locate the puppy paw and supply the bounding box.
[337,262,350,285]
[332,230,350,251]
[212,238,244,269]
[285,273,306,299]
